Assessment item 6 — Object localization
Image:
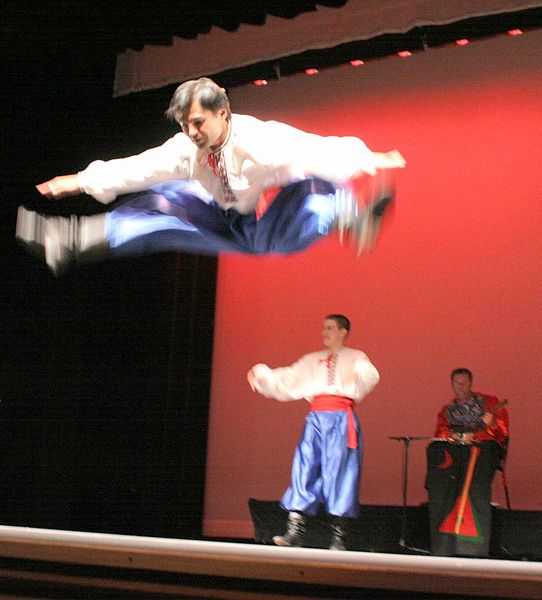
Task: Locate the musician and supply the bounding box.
[425,368,509,557]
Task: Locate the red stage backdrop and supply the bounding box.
[203,29,542,537]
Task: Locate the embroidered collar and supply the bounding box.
[211,119,232,154]
[196,119,232,166]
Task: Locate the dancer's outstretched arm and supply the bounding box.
[36,174,81,199]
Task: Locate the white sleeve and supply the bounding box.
[77,133,194,203]
[257,119,378,182]
[251,355,313,402]
[353,355,380,398]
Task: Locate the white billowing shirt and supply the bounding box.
[252,347,380,403]
[78,114,378,214]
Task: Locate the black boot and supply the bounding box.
[332,180,395,255]
[272,511,307,547]
[16,207,108,275]
[329,516,350,551]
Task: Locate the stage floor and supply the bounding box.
[0,524,541,599]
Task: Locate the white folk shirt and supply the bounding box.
[78,114,378,215]
[252,347,380,403]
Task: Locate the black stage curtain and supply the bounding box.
[1,53,216,538]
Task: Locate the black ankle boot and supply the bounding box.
[329,516,350,551]
[331,181,395,255]
[272,511,307,547]
[16,208,108,275]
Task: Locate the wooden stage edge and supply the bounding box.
[0,525,541,599]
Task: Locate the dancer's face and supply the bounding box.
[451,373,473,400]
[179,99,229,151]
[322,319,347,351]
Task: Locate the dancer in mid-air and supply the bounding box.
[17,77,405,274]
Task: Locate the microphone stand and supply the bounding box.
[389,435,433,554]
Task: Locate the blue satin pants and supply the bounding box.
[280,410,362,518]
[105,178,344,257]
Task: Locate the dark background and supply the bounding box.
[1,30,218,538]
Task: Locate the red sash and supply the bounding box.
[255,187,281,219]
[311,395,358,449]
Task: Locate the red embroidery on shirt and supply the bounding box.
[207,150,236,204]
[319,352,337,385]
[207,153,218,177]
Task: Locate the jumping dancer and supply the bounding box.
[17,78,405,274]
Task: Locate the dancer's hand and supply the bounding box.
[36,174,81,199]
[373,150,406,170]
[247,369,257,391]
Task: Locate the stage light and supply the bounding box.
[350,60,364,67]
[397,50,412,58]
[455,38,470,46]
[253,79,268,86]
[305,68,319,75]
[508,29,523,36]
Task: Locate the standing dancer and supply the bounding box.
[425,368,509,557]
[17,77,405,274]
[247,315,380,550]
